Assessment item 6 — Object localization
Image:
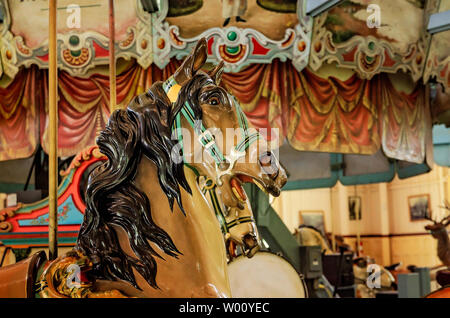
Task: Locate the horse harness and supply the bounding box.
[163,75,261,186]
[162,75,257,231]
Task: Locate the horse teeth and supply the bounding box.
[254,181,269,195]
[232,186,245,202]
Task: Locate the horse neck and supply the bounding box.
[133,156,231,297]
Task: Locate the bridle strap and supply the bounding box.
[199,177,255,234]
[163,75,261,182]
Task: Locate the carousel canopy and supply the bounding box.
[0,0,448,185]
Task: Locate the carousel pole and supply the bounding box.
[48,0,58,261]
[355,185,361,257]
[109,0,117,112]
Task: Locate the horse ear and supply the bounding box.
[209,61,224,85]
[190,37,208,74]
[173,38,208,85]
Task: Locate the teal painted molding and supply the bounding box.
[284,154,339,191]
[244,183,301,272]
[281,152,430,190]
[339,154,396,186]
[397,162,431,179]
[1,236,77,246]
[0,183,35,193]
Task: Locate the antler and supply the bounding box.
[437,201,450,226]
[424,213,437,224]
[441,214,450,227]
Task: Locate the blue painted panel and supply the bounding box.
[433,125,450,167]
[18,195,84,227]
[427,10,450,34]
[433,124,450,145]
[434,145,450,167]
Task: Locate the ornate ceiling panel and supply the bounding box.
[423,0,450,93]
[152,0,313,72]
[308,0,439,82]
[0,0,152,77]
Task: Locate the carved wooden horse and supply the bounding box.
[0,38,287,298]
[294,225,332,254]
[199,176,260,260]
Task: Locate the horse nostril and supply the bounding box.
[243,233,257,249]
[259,152,279,179]
[242,233,259,258]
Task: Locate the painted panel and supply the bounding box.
[152,0,313,72]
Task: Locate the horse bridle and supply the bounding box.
[163,75,261,186]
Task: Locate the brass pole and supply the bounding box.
[48,0,58,261]
[355,186,361,256]
[109,0,116,112]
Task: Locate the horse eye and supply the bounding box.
[208,97,220,106]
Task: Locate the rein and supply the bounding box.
[163,75,260,186]
[197,174,255,235]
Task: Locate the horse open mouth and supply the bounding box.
[230,174,281,203]
[226,234,260,260]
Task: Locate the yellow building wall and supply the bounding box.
[273,165,449,269]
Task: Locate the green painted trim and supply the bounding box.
[397,162,431,179]
[246,183,301,272]
[339,155,396,186]
[283,154,339,191]
[284,177,338,190]
[0,183,35,193]
[1,236,77,246]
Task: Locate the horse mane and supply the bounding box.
[76,73,212,290]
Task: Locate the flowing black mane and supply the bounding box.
[76,73,211,289]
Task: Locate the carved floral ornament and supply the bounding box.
[0,0,152,78]
[308,0,444,88]
[152,0,313,73]
[0,204,21,233]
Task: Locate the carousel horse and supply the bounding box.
[294,225,332,254]
[198,176,260,260]
[353,257,396,298]
[0,38,287,298]
[199,179,307,298]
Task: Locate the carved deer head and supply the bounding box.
[425,202,450,238]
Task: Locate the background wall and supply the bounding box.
[273,165,450,268]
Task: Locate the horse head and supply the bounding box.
[163,38,286,255]
[74,38,286,296]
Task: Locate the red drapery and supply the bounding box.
[223,60,429,162]
[0,66,40,161]
[0,59,429,163]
